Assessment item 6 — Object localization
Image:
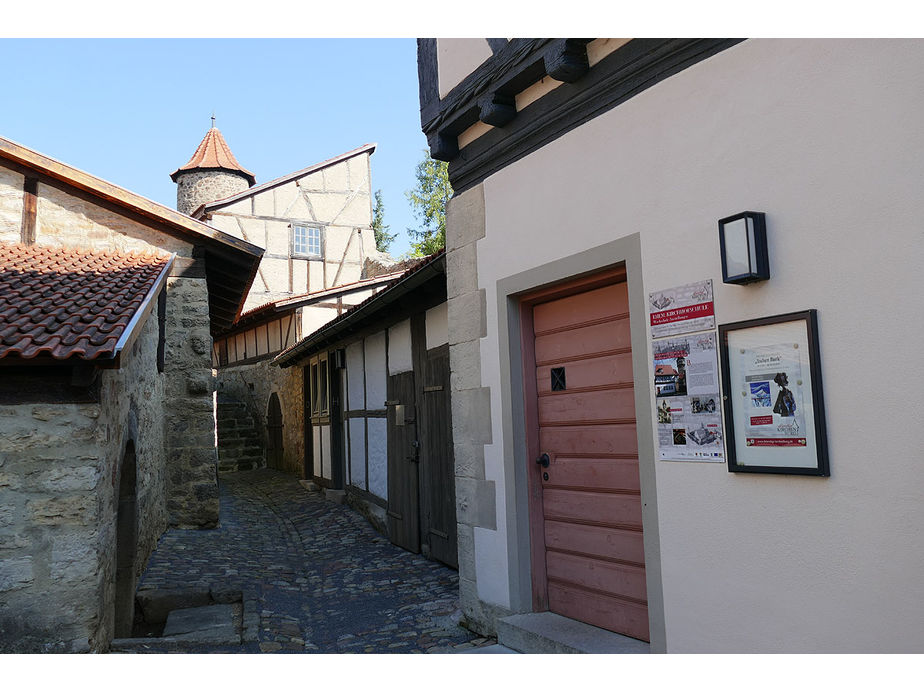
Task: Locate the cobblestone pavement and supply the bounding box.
[119,468,494,653]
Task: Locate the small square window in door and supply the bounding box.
[551,367,566,391]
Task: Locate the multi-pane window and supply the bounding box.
[293,225,321,256]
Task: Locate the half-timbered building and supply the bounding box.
[274,252,458,568]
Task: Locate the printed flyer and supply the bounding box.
[648,280,715,339]
[652,332,724,461]
[738,343,807,447]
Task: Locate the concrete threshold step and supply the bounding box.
[497,612,650,654]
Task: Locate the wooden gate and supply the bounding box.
[420,345,457,568]
[523,268,648,641]
[387,371,420,553]
[266,393,283,470]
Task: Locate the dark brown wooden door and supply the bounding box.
[266,393,283,470]
[421,346,457,568]
[387,371,420,553]
[531,279,648,641]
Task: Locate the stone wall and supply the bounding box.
[0,168,223,529]
[217,359,305,478]
[163,276,220,527]
[176,170,251,217]
[443,185,507,636]
[0,302,167,652]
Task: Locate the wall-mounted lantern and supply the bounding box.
[718,211,769,284]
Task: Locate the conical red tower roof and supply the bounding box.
[170,127,256,185]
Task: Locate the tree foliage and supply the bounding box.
[405,153,452,257]
[372,189,395,252]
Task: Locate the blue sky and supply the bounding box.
[0,39,427,257]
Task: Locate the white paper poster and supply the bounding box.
[648,280,715,339]
[737,343,807,448]
[652,333,724,461]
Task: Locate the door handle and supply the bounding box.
[535,453,550,468]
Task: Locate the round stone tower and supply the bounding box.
[171,123,256,216]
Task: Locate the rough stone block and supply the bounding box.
[0,557,34,592]
[30,466,99,493]
[448,290,487,345]
[455,477,497,530]
[451,387,493,446]
[136,587,211,624]
[454,439,486,479]
[0,473,21,491]
[186,374,213,395]
[51,535,97,581]
[449,339,482,392]
[446,184,486,252]
[28,497,93,526]
[456,523,477,582]
[447,243,479,299]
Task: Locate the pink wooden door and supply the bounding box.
[529,277,649,641]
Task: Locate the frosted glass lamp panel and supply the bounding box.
[724,217,755,277]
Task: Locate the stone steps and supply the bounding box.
[495,612,650,654]
[216,397,264,474]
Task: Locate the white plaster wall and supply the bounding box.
[367,417,387,500]
[471,39,924,652]
[349,419,367,489]
[387,320,413,375]
[320,424,331,480]
[346,341,365,410]
[425,303,448,349]
[438,39,494,98]
[364,332,387,411]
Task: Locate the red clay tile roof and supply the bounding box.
[170,127,256,185]
[0,243,171,362]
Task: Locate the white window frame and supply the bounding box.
[292,224,322,258]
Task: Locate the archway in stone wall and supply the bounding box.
[114,441,137,639]
[266,393,284,470]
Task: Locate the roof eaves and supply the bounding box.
[199,143,377,214]
[273,251,445,368]
[0,135,263,259]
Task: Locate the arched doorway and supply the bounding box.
[114,441,137,638]
[266,393,284,470]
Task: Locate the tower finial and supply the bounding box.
[211,112,216,129]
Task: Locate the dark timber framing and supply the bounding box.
[418,38,743,193]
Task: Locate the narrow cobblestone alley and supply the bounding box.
[116,468,494,653]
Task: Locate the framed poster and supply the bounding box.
[718,310,829,476]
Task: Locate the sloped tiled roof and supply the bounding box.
[170,127,256,185]
[0,243,171,362]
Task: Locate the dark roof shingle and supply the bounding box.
[0,243,170,362]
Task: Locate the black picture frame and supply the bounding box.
[718,309,829,476]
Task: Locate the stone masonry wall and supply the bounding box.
[176,170,251,217]
[163,276,220,527]
[0,174,221,529]
[444,185,508,637]
[217,358,305,478]
[0,304,167,653]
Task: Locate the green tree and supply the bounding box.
[405,152,452,256]
[372,189,396,252]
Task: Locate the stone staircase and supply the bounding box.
[464,613,651,654]
[216,398,264,474]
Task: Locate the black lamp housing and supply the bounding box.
[718,211,769,284]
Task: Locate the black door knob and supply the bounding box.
[535,453,550,468]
